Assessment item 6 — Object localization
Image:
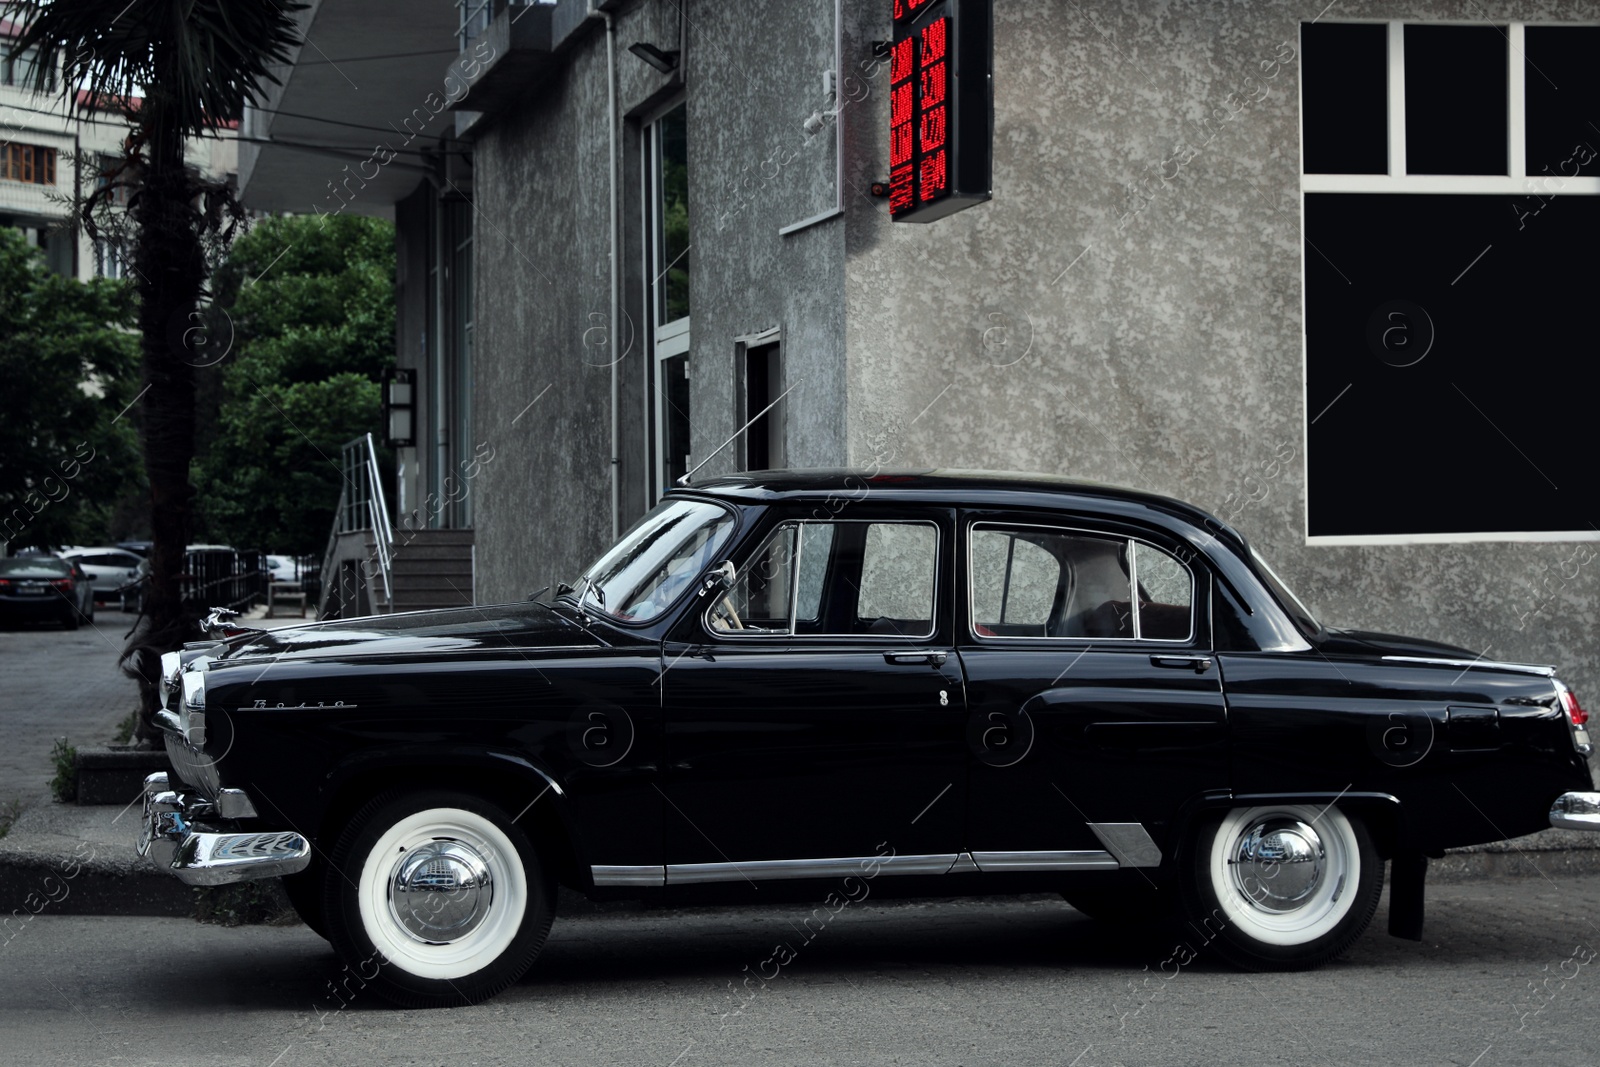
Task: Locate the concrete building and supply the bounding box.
[1,15,238,280]
[238,0,1599,701]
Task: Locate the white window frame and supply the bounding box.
[1300,18,1600,545]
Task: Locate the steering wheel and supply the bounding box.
[709,595,744,631]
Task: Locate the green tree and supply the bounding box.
[4,0,305,739]
[0,229,141,550]
[195,215,396,557]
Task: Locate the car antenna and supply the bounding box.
[676,378,804,487]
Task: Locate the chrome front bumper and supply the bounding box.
[135,772,311,886]
[1550,792,1600,831]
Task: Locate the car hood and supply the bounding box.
[1317,627,1480,660]
[219,601,600,664]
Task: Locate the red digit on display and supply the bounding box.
[920,150,947,201]
[920,61,946,107]
[890,164,915,214]
[892,122,914,167]
[921,17,947,65]
[891,81,914,128]
[919,105,946,153]
[890,37,914,84]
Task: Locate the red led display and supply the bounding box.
[889,1,990,223]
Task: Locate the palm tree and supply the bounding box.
[2,0,304,739]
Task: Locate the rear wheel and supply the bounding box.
[1181,804,1382,970]
[60,608,79,630]
[324,789,554,1008]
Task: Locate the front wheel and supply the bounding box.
[1181,804,1382,970]
[324,790,554,1007]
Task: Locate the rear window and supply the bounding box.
[0,558,72,578]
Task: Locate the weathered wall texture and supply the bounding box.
[472,0,850,603]
[685,0,848,474]
[841,0,1599,698]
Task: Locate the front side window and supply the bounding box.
[709,520,937,639]
[577,498,734,623]
[969,525,1193,641]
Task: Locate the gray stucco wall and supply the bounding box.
[841,0,1599,698]
[471,0,852,603]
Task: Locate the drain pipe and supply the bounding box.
[589,1,622,541]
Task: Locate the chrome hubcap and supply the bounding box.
[388,839,496,943]
[1229,818,1325,913]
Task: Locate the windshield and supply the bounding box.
[1247,546,1322,638]
[574,499,736,623]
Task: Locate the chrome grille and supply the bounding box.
[162,728,220,797]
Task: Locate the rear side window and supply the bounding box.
[969,525,1194,641]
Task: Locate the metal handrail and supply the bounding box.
[318,483,347,618]
[360,433,394,604]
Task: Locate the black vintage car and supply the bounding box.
[138,471,1599,1007]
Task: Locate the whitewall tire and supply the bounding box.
[1184,804,1382,970]
[325,790,554,1007]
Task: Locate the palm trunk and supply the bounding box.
[125,113,206,742]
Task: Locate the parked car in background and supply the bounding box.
[137,471,1598,1008]
[266,555,300,584]
[0,555,94,628]
[58,547,145,602]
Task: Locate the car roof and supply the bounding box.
[678,468,1244,546]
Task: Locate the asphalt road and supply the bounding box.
[6,880,1600,1067]
[0,606,143,801]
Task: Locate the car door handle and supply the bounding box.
[884,651,948,667]
[1150,654,1213,673]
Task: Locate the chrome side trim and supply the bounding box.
[1088,822,1163,868]
[947,851,980,874]
[971,850,1120,872]
[1382,655,1555,677]
[591,865,666,887]
[1550,792,1600,831]
[666,853,957,884]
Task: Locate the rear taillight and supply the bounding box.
[1557,681,1592,755]
[50,578,73,591]
[1563,688,1590,727]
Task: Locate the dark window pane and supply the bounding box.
[662,354,691,485]
[1405,25,1507,175]
[1525,27,1600,180]
[658,104,690,323]
[1304,193,1597,538]
[1301,22,1389,174]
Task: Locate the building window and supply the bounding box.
[737,337,784,472]
[1,46,57,92]
[647,102,692,494]
[1300,21,1599,544]
[1,144,57,186]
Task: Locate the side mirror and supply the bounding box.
[699,560,736,596]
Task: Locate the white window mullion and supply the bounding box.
[1508,22,1527,179]
[1388,20,1407,177]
